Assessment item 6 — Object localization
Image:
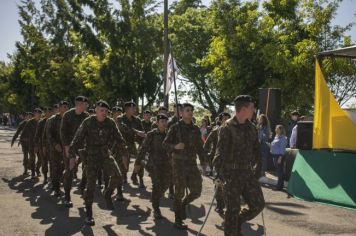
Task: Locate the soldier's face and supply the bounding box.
[76,101,88,112]
[221,116,230,124]
[182,107,193,120]
[59,105,69,114]
[143,113,151,121]
[126,106,136,116]
[246,103,256,120]
[96,107,108,120]
[34,112,41,119]
[157,119,168,130]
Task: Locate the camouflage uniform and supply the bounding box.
[11,120,29,173]
[43,117,53,180]
[47,114,64,193]
[69,116,127,207]
[136,128,171,212]
[142,120,152,134]
[34,117,49,180]
[60,108,89,203]
[117,114,144,184]
[204,126,224,211]
[213,117,265,236]
[163,120,206,224]
[22,118,41,177]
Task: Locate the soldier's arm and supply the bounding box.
[60,112,71,146]
[252,127,262,177]
[42,120,48,146]
[33,121,41,147]
[136,131,153,163]
[11,121,26,146]
[111,121,129,157]
[213,126,229,173]
[162,125,177,152]
[69,120,88,159]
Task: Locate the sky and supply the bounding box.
[0,0,355,62]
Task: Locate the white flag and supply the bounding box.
[165,53,178,95]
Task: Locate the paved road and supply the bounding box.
[0,126,355,236]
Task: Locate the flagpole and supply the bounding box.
[163,0,169,108]
[169,41,180,120]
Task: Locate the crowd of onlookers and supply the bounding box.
[0,113,24,126]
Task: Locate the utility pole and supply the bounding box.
[163,0,169,108]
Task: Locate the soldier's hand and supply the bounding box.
[54,144,62,152]
[69,158,76,170]
[122,156,129,171]
[174,143,185,150]
[64,146,70,158]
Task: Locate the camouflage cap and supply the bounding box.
[75,95,88,103]
[124,101,136,107]
[112,106,123,112]
[96,100,110,109]
[233,95,254,104]
[157,114,168,120]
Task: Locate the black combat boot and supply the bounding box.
[181,200,188,220]
[173,213,187,230]
[153,207,163,220]
[31,170,36,179]
[139,177,145,188]
[131,173,138,185]
[103,189,114,210]
[85,204,95,226]
[115,186,125,202]
[64,191,73,208]
[43,174,48,184]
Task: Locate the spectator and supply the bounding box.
[289,116,305,148]
[200,118,210,143]
[288,110,300,146]
[271,125,288,191]
[257,114,271,176]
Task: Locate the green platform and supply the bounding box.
[287,150,356,209]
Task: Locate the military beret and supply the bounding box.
[96,100,110,109]
[157,114,168,120]
[182,103,194,110]
[75,96,88,103]
[59,100,69,106]
[112,106,123,112]
[124,101,136,107]
[219,112,231,119]
[158,106,168,111]
[53,104,59,108]
[88,108,95,114]
[291,110,300,116]
[234,95,254,104]
[34,108,43,113]
[143,110,151,114]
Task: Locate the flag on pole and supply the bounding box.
[165,53,178,95]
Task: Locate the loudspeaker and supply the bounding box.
[296,121,313,150]
[258,88,281,131]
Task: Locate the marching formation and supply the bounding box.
[11,95,265,236]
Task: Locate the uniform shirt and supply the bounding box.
[34,118,47,147]
[142,120,152,133]
[117,114,144,145]
[21,118,40,147]
[48,114,63,146]
[271,135,288,155]
[69,116,127,158]
[163,120,206,164]
[203,126,219,157]
[137,128,169,165]
[213,117,260,173]
[60,108,89,146]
